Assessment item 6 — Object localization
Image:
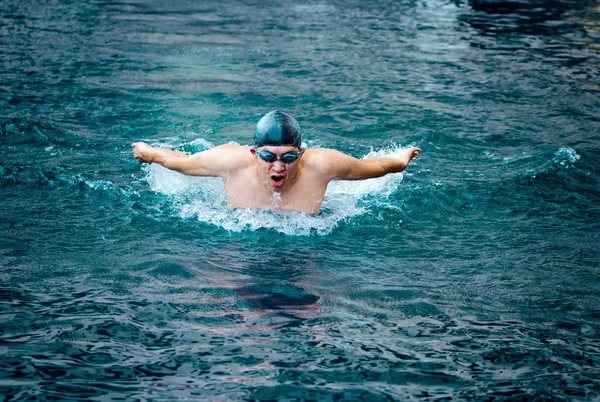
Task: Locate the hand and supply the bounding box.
[131,142,153,164]
[408,147,421,161]
[396,147,421,165]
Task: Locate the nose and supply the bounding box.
[271,161,286,172]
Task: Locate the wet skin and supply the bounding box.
[251,146,302,192]
[225,145,332,213]
[132,142,420,214]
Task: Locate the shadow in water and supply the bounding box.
[463,0,598,36]
[235,283,320,322]
[201,239,323,329]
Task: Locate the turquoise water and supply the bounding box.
[1,0,599,399]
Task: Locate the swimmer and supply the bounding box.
[132,111,420,214]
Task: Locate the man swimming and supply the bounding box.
[132,111,421,214]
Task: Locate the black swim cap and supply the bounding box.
[254,111,301,148]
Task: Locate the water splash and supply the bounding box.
[271,192,281,209]
[143,142,411,235]
[552,147,580,168]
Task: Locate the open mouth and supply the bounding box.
[270,175,285,187]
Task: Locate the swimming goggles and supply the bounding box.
[255,148,304,164]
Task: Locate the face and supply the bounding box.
[251,145,303,192]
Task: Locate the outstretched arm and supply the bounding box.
[312,147,421,181]
[132,142,244,177]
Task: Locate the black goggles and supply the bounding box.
[255,148,304,164]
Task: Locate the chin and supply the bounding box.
[270,184,284,193]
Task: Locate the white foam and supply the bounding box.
[187,137,215,150]
[144,142,411,236]
[149,136,215,153]
[292,3,335,13]
[552,147,580,167]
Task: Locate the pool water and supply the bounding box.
[1,0,599,399]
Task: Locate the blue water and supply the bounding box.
[1,0,599,399]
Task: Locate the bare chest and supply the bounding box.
[223,170,327,213]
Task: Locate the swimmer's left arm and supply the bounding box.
[315,147,420,181]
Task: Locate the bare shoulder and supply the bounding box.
[303,148,348,163]
[196,144,253,175]
[210,143,250,153]
[200,144,250,157]
[216,143,252,160]
[302,148,353,178]
[304,148,351,165]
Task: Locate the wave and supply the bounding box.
[1,120,53,146]
[551,147,580,168]
[0,164,141,206]
[142,142,412,236]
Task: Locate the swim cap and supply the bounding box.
[254,111,301,148]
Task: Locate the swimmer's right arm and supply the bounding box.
[132,143,189,161]
[131,142,241,177]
